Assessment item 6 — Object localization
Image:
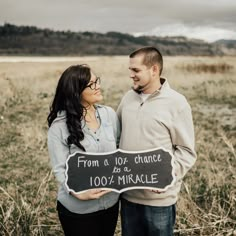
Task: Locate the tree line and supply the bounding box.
[0,23,235,56]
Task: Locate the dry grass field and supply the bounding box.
[0,56,235,235]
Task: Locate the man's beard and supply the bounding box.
[132,85,146,93]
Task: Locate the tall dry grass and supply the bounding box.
[0,56,235,235]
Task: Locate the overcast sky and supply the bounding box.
[0,0,236,42]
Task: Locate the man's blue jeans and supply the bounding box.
[121,198,176,236]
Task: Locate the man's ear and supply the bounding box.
[152,64,160,76]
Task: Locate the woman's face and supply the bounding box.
[81,72,103,106]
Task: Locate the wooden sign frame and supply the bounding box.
[65,147,176,194]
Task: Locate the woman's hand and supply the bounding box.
[70,189,111,201]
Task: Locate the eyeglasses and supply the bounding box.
[86,77,101,90]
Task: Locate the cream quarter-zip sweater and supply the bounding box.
[117,78,197,206]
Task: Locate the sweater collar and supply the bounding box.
[54,104,103,123]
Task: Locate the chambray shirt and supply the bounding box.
[47,105,120,214]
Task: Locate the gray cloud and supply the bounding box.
[0,0,235,39]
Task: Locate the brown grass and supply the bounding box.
[177,62,233,73]
[0,56,235,235]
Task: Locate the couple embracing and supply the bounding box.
[47,46,196,236]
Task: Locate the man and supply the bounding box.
[117,46,197,236]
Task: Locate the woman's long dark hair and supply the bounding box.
[47,64,91,151]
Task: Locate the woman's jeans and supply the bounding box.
[57,200,119,236]
[121,198,176,236]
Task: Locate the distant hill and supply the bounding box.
[213,39,236,56]
[0,23,235,56]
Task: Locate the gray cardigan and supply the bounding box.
[48,105,120,214]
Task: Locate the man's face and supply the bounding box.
[129,55,155,93]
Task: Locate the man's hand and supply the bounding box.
[71,189,112,200]
[149,189,165,194]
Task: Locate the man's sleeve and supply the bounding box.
[116,101,122,122]
[169,103,197,182]
[107,106,121,148]
[116,97,124,140]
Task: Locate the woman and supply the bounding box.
[47,64,120,236]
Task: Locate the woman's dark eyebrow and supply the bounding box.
[88,76,99,85]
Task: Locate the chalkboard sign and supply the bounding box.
[65,147,176,194]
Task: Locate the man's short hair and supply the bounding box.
[129,46,163,75]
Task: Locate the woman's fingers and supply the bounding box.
[71,189,112,200]
[92,189,111,198]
